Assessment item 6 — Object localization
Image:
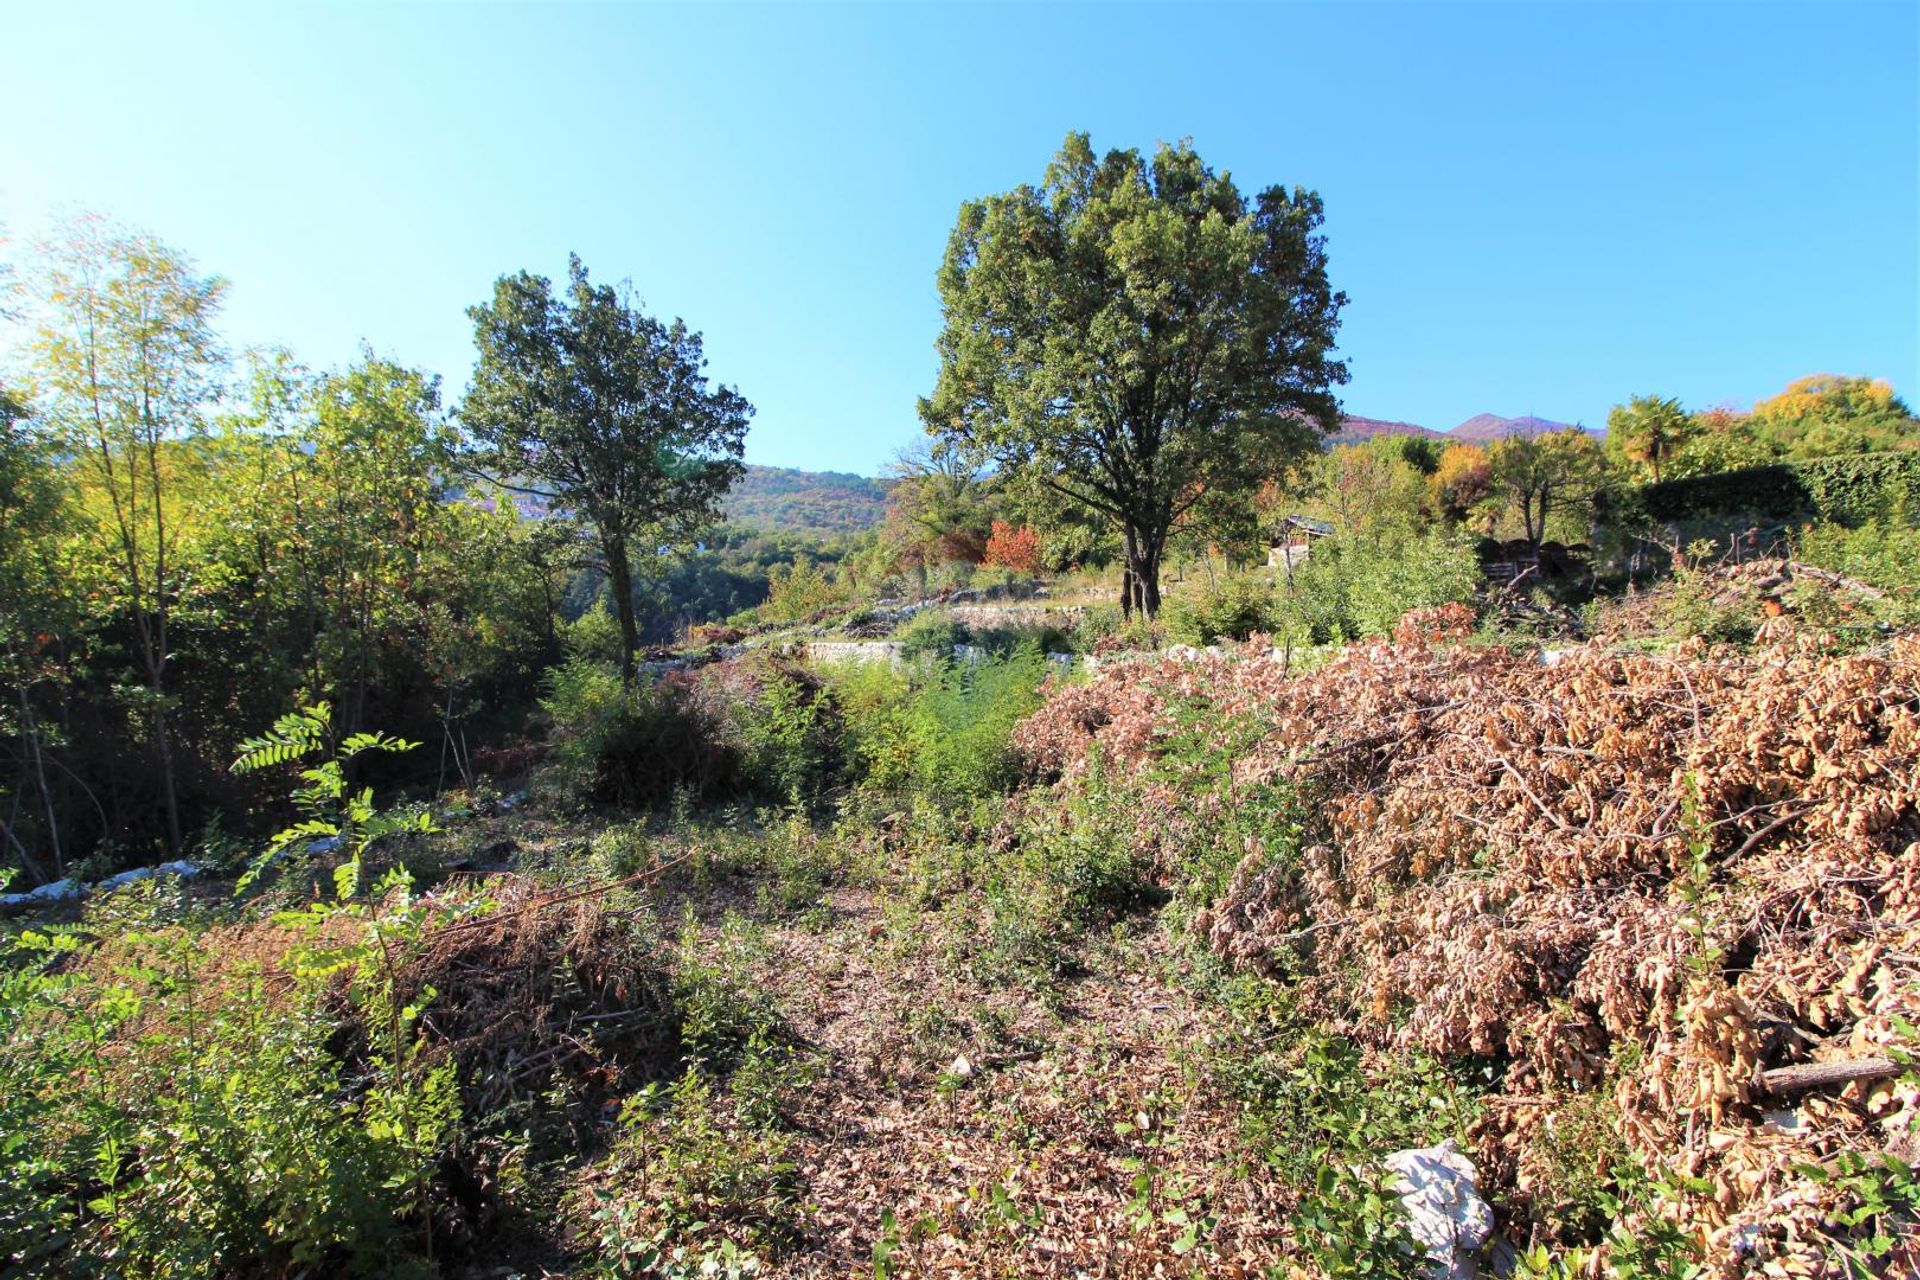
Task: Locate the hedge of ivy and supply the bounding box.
[1632,452,1920,526]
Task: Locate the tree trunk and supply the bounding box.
[604,532,641,686]
[1120,523,1164,619]
[152,702,184,856]
[16,678,63,876]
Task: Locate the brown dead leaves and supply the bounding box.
[1017,629,1920,1268]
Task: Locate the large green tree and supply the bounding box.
[920,132,1348,617]
[463,257,751,683]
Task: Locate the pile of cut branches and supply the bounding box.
[1016,628,1920,1272]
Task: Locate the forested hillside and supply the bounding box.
[721,465,891,534]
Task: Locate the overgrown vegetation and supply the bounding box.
[3,144,1919,1280]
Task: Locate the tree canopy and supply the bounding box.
[462,256,751,681]
[1750,374,1917,457]
[920,132,1348,616]
[1606,394,1693,484]
[1486,429,1609,553]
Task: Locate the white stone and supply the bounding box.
[1383,1140,1494,1280]
[23,878,82,903]
[99,860,200,889]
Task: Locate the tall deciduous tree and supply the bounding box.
[28,215,227,854]
[1486,429,1609,556]
[921,132,1348,618]
[463,256,751,683]
[1605,394,1694,483]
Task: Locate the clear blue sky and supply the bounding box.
[3,2,1915,473]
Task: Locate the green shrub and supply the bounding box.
[1792,518,1920,626]
[1520,1088,1631,1240]
[1070,603,1123,652]
[671,912,783,1073]
[821,661,915,791]
[728,661,840,804]
[593,822,653,878]
[969,621,1073,658]
[1272,527,1481,643]
[1162,575,1276,645]
[537,658,739,811]
[906,647,1048,799]
[759,554,844,625]
[1016,761,1155,926]
[892,609,967,661]
[562,599,626,665]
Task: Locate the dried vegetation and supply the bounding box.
[1016,616,1920,1272]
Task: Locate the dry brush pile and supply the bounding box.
[1015,616,1920,1273]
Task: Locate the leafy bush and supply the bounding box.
[1163,575,1277,646]
[1792,518,1920,626]
[562,599,626,665]
[968,620,1073,658]
[982,521,1043,576]
[820,661,915,792]
[1272,527,1481,643]
[892,609,967,661]
[537,659,739,810]
[1658,541,1763,642]
[759,554,843,625]
[906,647,1049,799]
[1070,603,1123,651]
[724,660,840,804]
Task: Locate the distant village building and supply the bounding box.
[1266,515,1333,570]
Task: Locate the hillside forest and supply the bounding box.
[2,135,1919,1280]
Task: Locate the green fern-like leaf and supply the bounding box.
[230,703,333,773]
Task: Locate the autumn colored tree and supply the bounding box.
[983,521,1043,576]
[1749,374,1917,457]
[1430,442,1495,526]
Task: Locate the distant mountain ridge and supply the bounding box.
[1328,415,1444,446]
[1327,411,1593,446]
[1447,412,1590,441]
